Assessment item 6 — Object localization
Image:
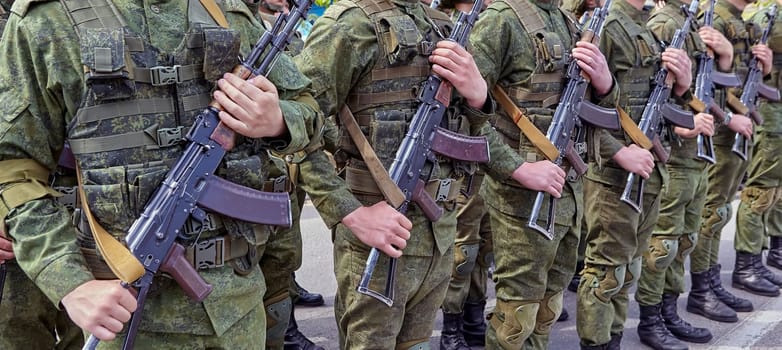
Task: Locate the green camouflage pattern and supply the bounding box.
[577,0,664,346]
[757,4,782,132]
[691,0,755,272]
[0,261,83,350]
[442,174,492,314]
[635,0,710,306]
[0,0,319,344]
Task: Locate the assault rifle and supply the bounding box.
[82,0,312,348]
[620,0,697,213]
[526,0,620,239]
[695,0,742,164]
[731,4,780,160]
[356,0,489,307]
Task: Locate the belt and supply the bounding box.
[345,166,461,202]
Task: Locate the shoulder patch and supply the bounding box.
[322,0,359,20]
[11,0,55,17]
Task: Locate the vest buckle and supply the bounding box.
[149,65,183,86]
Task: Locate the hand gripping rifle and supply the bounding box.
[526,0,620,239]
[619,0,697,213]
[695,0,742,164]
[731,4,780,160]
[356,0,489,307]
[82,0,312,348]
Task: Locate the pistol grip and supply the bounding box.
[411,179,443,222]
[652,136,669,164]
[564,143,587,176]
[161,243,213,302]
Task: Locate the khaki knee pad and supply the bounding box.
[644,235,679,272]
[396,339,431,350]
[454,242,480,277]
[264,293,292,344]
[624,257,642,288]
[741,187,777,214]
[701,204,731,238]
[535,291,564,336]
[676,232,697,263]
[583,264,626,303]
[489,299,540,350]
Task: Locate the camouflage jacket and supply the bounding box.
[294,0,523,256]
[647,0,707,169]
[0,0,319,337]
[753,5,782,133]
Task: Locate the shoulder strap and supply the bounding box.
[503,0,547,35]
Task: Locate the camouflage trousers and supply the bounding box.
[691,141,753,272]
[260,185,304,350]
[577,177,660,347]
[333,224,453,350]
[735,132,782,254]
[0,261,83,350]
[442,174,492,314]
[485,181,581,350]
[95,301,266,349]
[636,164,708,305]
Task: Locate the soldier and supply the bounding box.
[0,2,84,348]
[575,0,693,347]
[688,0,772,317]
[634,0,725,348]
[293,0,564,346]
[470,0,618,347]
[0,0,328,347]
[731,1,782,300]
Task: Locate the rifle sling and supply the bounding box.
[617,106,654,150]
[688,96,706,113]
[75,164,145,283]
[198,0,229,28]
[492,85,559,161]
[726,91,749,115]
[337,105,406,209]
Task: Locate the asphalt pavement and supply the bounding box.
[293,199,782,349]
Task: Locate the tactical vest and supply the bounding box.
[605,9,661,125]
[713,4,754,80]
[489,0,578,164]
[335,0,467,204]
[62,0,273,275]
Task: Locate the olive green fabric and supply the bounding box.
[635,0,710,306]
[691,0,755,273]
[0,261,83,350]
[0,0,320,345]
[577,0,666,346]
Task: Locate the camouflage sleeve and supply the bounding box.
[597,23,626,158]
[470,3,535,88]
[297,148,362,228]
[480,123,525,180]
[0,6,95,306]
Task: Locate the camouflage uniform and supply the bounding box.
[690,0,754,276]
[636,0,707,308]
[294,0,525,347]
[471,0,619,348]
[0,0,320,347]
[576,0,672,346]
[734,6,782,268]
[0,7,83,349]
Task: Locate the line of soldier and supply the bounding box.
[0,0,781,348]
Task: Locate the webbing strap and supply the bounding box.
[493,85,559,161]
[75,98,175,124]
[199,0,229,28]
[617,106,653,149]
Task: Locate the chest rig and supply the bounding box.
[490,0,582,166]
[62,0,267,277]
[714,5,754,79]
[338,0,465,205]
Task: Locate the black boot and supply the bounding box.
[440,312,470,350]
[662,294,713,343]
[294,279,325,307]
[569,260,585,293]
[732,251,780,297]
[709,264,753,312]
[768,237,782,270]
[557,308,569,322]
[637,303,688,350]
[687,270,738,323]
[606,332,622,350]
[580,343,608,350]
[461,301,486,347]
[754,253,782,287]
[284,305,324,350]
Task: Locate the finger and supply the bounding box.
[100,316,125,334]
[116,287,139,313]
[0,237,11,251]
[218,76,254,111]
[383,245,402,259]
[248,75,276,94]
[91,325,118,341]
[109,304,133,323]
[217,110,250,134]
[389,234,407,251]
[396,215,413,234]
[213,89,249,124]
